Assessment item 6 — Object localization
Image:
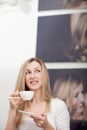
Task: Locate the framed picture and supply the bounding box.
[48,68,87,121]
[38,0,87,10]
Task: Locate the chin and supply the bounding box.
[77,109,84,114]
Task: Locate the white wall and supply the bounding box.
[0,1,38,129]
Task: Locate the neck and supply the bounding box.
[30,89,44,104]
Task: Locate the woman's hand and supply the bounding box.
[9,90,24,110]
[30,113,49,128]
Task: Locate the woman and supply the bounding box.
[63,0,87,9]
[53,73,85,120]
[5,57,70,130]
[68,13,87,62]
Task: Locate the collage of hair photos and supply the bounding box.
[36,0,87,124]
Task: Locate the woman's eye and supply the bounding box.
[36,69,40,73]
[25,71,31,75]
[74,93,78,98]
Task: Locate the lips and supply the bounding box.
[76,104,85,112]
[78,102,84,107]
[30,80,38,85]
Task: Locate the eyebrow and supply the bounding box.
[25,67,41,71]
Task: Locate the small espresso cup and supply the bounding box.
[19,91,34,100]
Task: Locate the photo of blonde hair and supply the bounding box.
[53,73,85,120]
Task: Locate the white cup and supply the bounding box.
[19,91,34,100]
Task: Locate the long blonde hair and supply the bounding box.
[67,13,87,62]
[15,57,52,126]
[53,73,84,119]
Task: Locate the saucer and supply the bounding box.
[18,110,40,116]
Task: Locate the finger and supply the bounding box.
[37,123,41,127]
[10,92,19,97]
[9,96,21,101]
[16,90,20,96]
[10,99,23,106]
[30,114,41,118]
[40,113,45,116]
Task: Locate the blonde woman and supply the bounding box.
[5,57,70,130]
[53,73,85,121]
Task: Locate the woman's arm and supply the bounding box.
[5,108,17,130]
[5,91,23,130]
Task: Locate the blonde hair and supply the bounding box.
[53,73,83,118]
[15,57,52,126]
[68,13,87,62]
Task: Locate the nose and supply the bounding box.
[79,93,84,103]
[30,72,35,78]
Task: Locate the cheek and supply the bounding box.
[39,78,43,85]
[71,98,78,107]
[25,76,29,84]
[38,74,43,82]
[38,77,43,87]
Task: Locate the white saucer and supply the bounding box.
[18,110,40,116]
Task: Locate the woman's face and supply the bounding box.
[71,83,85,114]
[25,61,43,91]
